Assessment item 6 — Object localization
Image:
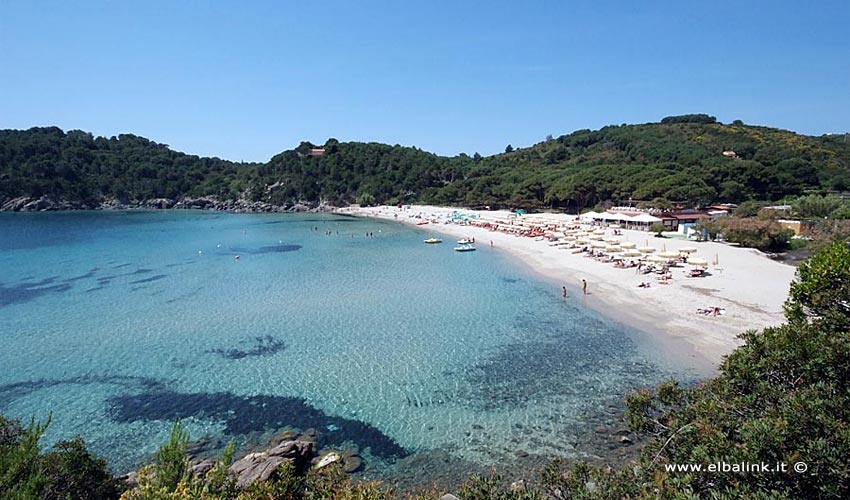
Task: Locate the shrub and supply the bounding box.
[708,216,793,251]
[0,415,121,500]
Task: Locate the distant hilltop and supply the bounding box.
[2,115,850,212]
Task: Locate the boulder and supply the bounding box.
[440,495,459,500]
[230,455,288,489]
[191,459,216,478]
[120,471,139,489]
[1,196,33,211]
[22,196,57,211]
[341,455,362,473]
[315,452,341,470]
[227,439,315,489]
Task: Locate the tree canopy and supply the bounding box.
[3,118,850,211]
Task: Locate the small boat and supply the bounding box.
[457,238,473,244]
[424,238,443,244]
[454,244,476,252]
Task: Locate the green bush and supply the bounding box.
[0,415,121,500]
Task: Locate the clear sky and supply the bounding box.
[1,1,849,162]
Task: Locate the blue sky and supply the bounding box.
[1,1,849,161]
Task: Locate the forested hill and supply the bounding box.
[2,115,850,211]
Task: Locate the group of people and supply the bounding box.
[309,226,378,238]
[697,306,724,317]
[561,279,588,299]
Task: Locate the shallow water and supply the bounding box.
[0,211,698,482]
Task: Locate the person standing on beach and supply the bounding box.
[562,286,567,300]
[582,279,587,295]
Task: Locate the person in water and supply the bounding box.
[562,286,567,299]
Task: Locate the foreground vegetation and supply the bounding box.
[2,243,848,499]
[3,115,850,210]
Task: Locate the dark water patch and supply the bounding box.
[460,315,674,412]
[130,286,147,292]
[97,267,154,282]
[111,263,132,269]
[108,391,409,459]
[129,274,167,285]
[165,260,197,268]
[0,281,72,308]
[16,276,58,288]
[164,287,203,304]
[207,335,287,360]
[500,277,520,284]
[216,244,302,255]
[0,375,166,406]
[62,268,100,283]
[84,286,105,293]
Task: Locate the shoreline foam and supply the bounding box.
[337,205,797,368]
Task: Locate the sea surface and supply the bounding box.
[0,211,698,486]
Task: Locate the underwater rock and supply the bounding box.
[342,455,363,473]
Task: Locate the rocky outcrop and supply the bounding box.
[1,196,90,211]
[0,195,335,213]
[227,440,313,489]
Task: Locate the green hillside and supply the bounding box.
[2,115,849,210]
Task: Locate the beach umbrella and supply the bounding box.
[591,241,607,248]
[576,237,590,244]
[589,234,604,240]
[593,229,606,235]
[687,257,709,267]
[714,253,719,266]
[620,241,637,249]
[603,237,620,244]
[659,251,680,259]
[623,250,643,257]
[564,235,576,241]
[638,246,656,254]
[606,246,622,252]
[679,246,698,254]
[648,255,671,263]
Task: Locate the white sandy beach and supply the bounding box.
[337,205,798,367]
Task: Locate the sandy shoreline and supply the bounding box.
[337,205,797,368]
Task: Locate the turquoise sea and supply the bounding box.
[0,211,697,486]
